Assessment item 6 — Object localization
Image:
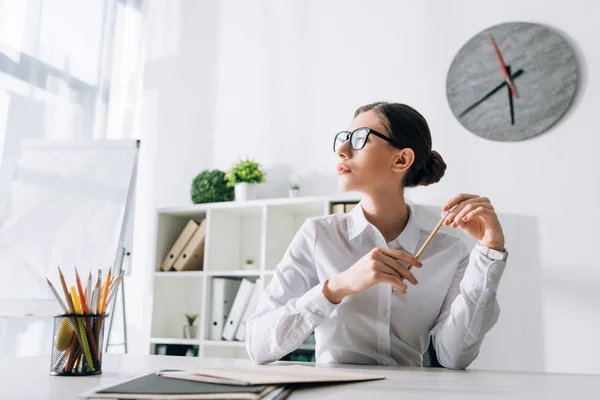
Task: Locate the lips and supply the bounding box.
[337,164,351,175]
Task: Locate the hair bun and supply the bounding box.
[419,151,446,186]
[405,150,446,187]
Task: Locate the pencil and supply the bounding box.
[70,286,95,372]
[95,270,102,314]
[105,272,124,309]
[86,272,92,311]
[45,277,68,314]
[392,211,451,293]
[408,211,450,271]
[58,267,75,314]
[99,268,111,314]
[74,267,89,314]
[107,271,124,298]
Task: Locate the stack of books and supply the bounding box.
[82,364,385,399]
[210,277,262,342]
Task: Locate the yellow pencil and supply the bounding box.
[70,286,95,372]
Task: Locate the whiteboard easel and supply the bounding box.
[0,139,139,356]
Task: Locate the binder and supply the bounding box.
[234,278,262,341]
[330,203,345,214]
[160,219,199,271]
[209,278,242,340]
[222,279,255,341]
[344,203,358,213]
[173,219,207,271]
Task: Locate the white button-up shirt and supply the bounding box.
[246,203,507,369]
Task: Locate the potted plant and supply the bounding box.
[183,313,199,339]
[225,158,266,201]
[191,169,234,204]
[289,184,300,198]
[243,258,255,270]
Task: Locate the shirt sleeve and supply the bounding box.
[245,218,339,364]
[430,242,507,369]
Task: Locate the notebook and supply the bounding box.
[79,373,275,399]
[158,364,385,386]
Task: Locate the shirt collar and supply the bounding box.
[347,202,420,254]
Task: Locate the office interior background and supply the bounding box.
[0,0,598,376]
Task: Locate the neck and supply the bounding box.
[360,189,409,243]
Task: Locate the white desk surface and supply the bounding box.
[0,354,599,400]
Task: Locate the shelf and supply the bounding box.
[150,337,201,346]
[154,271,204,278]
[203,340,246,348]
[205,270,261,277]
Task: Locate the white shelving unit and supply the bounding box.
[148,194,360,359]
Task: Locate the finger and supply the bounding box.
[444,198,488,227]
[378,254,419,285]
[442,193,479,213]
[378,271,408,293]
[453,202,493,228]
[462,206,495,223]
[379,248,422,269]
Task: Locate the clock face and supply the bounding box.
[446,22,578,141]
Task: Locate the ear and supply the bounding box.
[391,148,415,173]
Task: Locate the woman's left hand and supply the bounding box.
[442,193,505,251]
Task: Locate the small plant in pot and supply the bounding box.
[289,184,300,198]
[243,258,255,270]
[225,158,266,201]
[183,313,199,339]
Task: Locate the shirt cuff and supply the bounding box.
[462,249,507,293]
[296,281,339,322]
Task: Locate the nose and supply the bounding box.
[336,139,351,159]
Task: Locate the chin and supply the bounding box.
[338,175,359,192]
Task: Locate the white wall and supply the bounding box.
[137,0,600,374]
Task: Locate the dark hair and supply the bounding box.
[354,102,446,187]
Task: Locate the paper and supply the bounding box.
[159,364,385,386]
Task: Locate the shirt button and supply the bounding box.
[383,309,389,316]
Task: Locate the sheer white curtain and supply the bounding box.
[0,0,146,213]
[0,0,146,357]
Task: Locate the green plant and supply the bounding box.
[185,313,199,326]
[191,169,234,204]
[245,259,254,264]
[225,158,265,187]
[290,184,300,190]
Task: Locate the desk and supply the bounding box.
[0,354,598,399]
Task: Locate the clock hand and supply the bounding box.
[489,33,518,98]
[507,65,515,125]
[458,68,524,118]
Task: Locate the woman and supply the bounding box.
[246,102,508,369]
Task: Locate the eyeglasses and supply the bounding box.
[333,127,402,153]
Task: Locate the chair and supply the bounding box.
[281,334,443,367]
[422,338,443,368]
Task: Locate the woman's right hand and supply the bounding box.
[323,248,422,304]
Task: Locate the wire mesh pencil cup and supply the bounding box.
[50,314,107,376]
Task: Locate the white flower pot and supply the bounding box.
[183,325,198,339]
[235,182,257,201]
[288,189,299,198]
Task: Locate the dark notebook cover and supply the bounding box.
[97,373,267,395]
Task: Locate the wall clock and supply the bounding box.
[446,22,578,141]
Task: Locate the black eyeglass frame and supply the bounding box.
[333,127,403,152]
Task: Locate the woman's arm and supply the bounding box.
[430,243,507,369]
[245,219,338,364]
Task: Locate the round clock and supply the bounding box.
[446,22,578,141]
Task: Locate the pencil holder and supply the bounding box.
[50,314,107,376]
